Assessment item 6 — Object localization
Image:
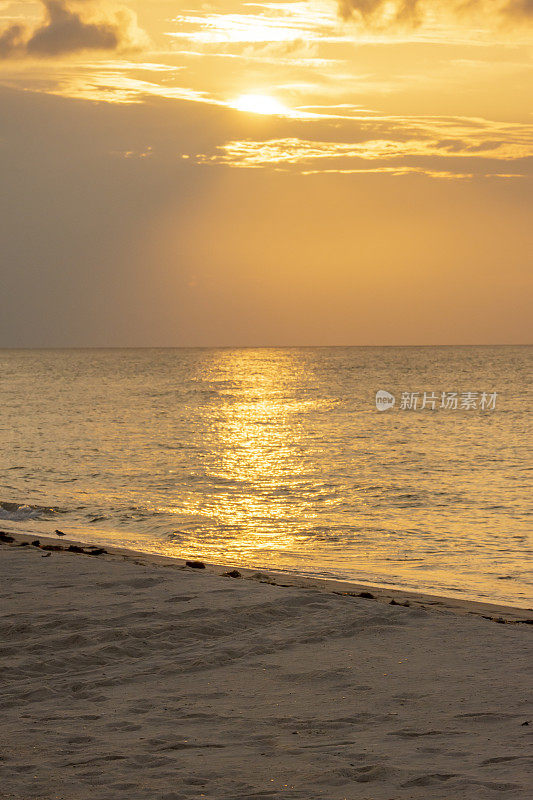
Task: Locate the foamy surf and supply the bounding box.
[0,501,63,522]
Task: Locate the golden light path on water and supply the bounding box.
[160,349,314,563]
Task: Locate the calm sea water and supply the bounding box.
[0,347,531,607]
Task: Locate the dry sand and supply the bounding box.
[1,532,532,800]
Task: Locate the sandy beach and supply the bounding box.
[1,532,532,800]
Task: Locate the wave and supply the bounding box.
[0,501,65,522]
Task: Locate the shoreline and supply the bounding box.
[3,529,531,624]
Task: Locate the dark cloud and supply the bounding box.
[502,0,533,18]
[338,0,533,26]
[338,0,422,25]
[0,0,147,59]
[0,23,26,58]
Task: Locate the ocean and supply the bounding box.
[0,346,531,607]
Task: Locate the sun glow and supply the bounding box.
[232,94,289,116]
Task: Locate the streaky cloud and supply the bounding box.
[196,117,533,178]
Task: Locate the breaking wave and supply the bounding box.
[0,501,65,522]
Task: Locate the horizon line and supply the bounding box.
[0,343,531,350]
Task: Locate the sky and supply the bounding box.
[0,0,531,346]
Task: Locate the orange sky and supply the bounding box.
[0,0,531,345]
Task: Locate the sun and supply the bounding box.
[232,94,289,116]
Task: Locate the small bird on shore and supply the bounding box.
[54,529,65,536]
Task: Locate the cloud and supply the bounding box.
[195,113,533,179]
[502,0,533,19]
[0,0,148,59]
[338,0,421,25]
[337,0,533,27]
[0,24,26,58]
